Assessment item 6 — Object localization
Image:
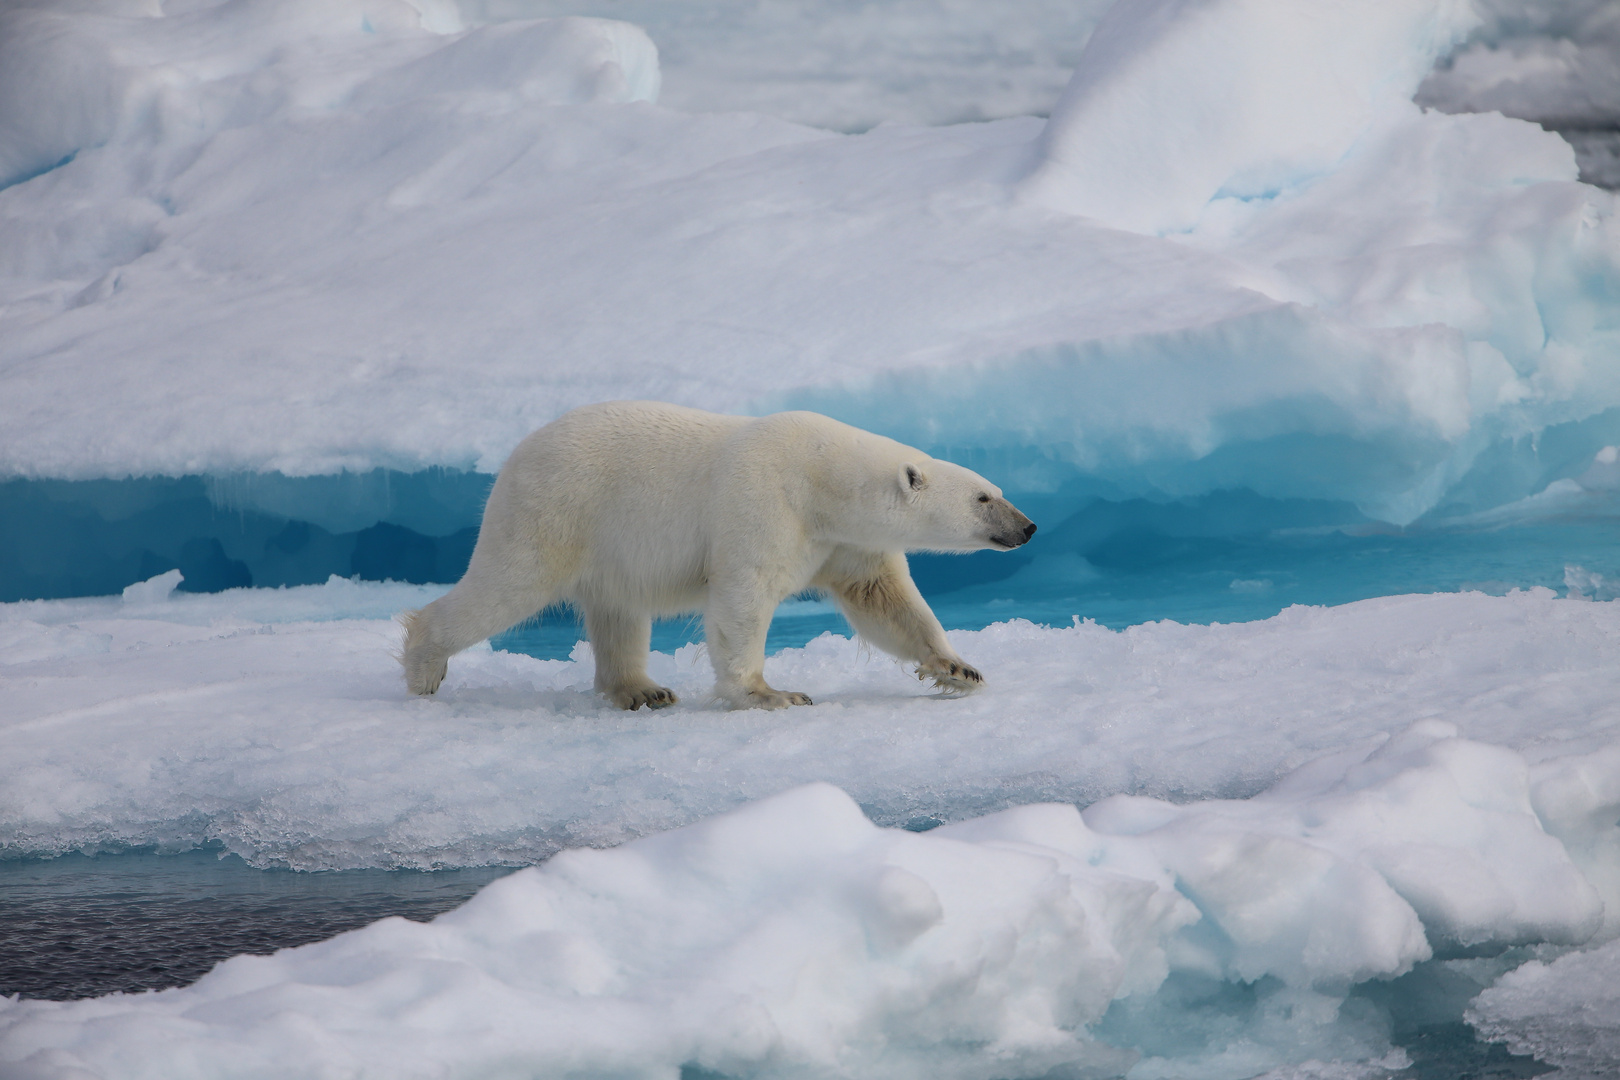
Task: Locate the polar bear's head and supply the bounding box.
[890,458,1036,553]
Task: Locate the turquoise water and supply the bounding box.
[491,520,1620,660]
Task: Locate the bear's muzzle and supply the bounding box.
[988,503,1037,549]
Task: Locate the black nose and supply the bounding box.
[1023,522,1037,540]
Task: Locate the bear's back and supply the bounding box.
[490,403,750,597]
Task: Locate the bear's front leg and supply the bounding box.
[583,604,678,710]
[704,577,813,710]
[820,549,985,696]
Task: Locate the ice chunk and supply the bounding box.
[1023,0,1481,233]
[1468,937,1620,1080]
[1084,722,1603,991]
[119,568,181,605]
[0,3,655,193]
[1529,743,1620,937]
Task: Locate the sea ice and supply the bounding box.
[1468,937,1620,1080]
[5,578,1620,876]
[1,720,1616,1079]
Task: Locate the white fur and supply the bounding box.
[401,402,1035,709]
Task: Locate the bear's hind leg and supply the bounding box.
[401,568,557,696]
[583,604,677,710]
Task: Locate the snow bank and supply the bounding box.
[5,579,1620,872]
[3,722,1617,1080]
[1,0,1616,540]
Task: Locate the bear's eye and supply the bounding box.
[977,494,991,503]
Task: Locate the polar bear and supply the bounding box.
[401,402,1035,709]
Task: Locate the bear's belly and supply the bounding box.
[568,550,710,617]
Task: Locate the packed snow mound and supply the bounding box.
[0,0,1616,530]
[6,579,1620,877]
[0,0,656,193]
[4,727,1619,1080]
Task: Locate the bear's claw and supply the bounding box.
[917,658,983,695]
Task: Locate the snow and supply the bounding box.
[2,683,1619,1078]
[5,579,1620,880]
[1,0,1617,534]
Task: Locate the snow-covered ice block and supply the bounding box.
[1529,742,1620,937]
[1086,720,1604,992]
[0,784,1177,1080]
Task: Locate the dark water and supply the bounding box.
[0,849,510,1001]
[1398,1024,1553,1079]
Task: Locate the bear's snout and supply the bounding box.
[986,500,1036,549]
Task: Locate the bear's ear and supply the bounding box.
[898,463,927,501]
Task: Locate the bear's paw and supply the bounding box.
[609,684,679,711]
[917,658,983,695]
[745,689,813,710]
